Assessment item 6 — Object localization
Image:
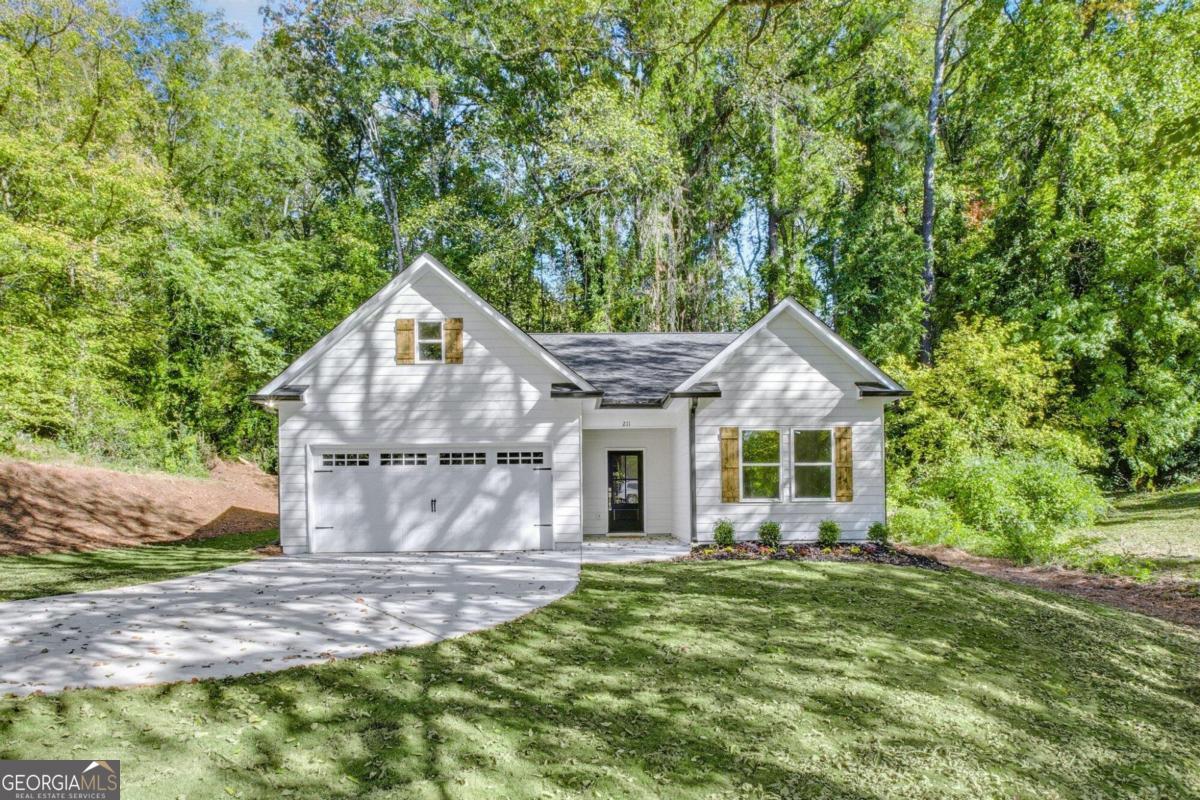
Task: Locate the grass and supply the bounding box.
[1,560,1197,799]
[0,530,279,601]
[1071,483,1200,579]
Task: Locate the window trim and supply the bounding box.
[416,319,445,364]
[738,427,781,502]
[790,427,835,502]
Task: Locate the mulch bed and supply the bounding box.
[683,541,948,571]
[908,544,1200,630]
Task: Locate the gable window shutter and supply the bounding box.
[395,319,415,364]
[719,427,739,502]
[834,426,853,501]
[444,317,463,364]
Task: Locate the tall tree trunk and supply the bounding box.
[363,112,405,270]
[920,0,953,364]
[765,96,782,309]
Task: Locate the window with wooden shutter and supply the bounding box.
[834,426,853,501]
[792,429,833,500]
[719,427,739,502]
[444,317,463,363]
[395,319,415,364]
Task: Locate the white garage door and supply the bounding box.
[310,447,552,553]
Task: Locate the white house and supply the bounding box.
[253,254,908,554]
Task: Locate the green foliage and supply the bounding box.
[886,318,1099,471]
[898,454,1107,563]
[867,522,889,546]
[888,499,973,549]
[713,518,735,548]
[757,521,781,549]
[0,0,1196,489]
[817,520,841,547]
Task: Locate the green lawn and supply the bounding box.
[1,561,1197,799]
[0,530,279,601]
[1075,483,1200,579]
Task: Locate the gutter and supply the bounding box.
[249,385,308,407]
[856,381,911,398]
[689,397,698,544]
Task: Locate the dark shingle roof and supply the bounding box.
[532,333,737,406]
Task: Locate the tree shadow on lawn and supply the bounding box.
[3,561,1199,799]
[1096,486,1200,525]
[0,530,279,601]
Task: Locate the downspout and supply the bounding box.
[689,398,698,543]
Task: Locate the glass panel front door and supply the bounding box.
[607,451,644,533]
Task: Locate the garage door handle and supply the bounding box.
[430,499,437,513]
[315,526,333,529]
[533,467,552,471]
[314,469,333,473]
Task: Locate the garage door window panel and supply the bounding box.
[381,452,428,466]
[497,451,544,465]
[440,451,487,465]
[417,321,444,363]
[323,452,370,467]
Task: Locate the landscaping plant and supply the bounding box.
[757,520,781,549]
[867,522,889,546]
[817,520,840,547]
[713,518,735,548]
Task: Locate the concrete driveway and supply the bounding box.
[0,541,687,695]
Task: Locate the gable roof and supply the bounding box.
[671,298,906,395]
[256,253,597,396]
[533,333,737,407]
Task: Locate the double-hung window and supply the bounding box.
[416,321,444,363]
[792,429,833,500]
[740,429,781,500]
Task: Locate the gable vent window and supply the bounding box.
[440,451,487,466]
[497,451,544,465]
[417,320,444,363]
[381,452,427,466]
[323,452,370,467]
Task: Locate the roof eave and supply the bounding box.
[550,382,604,399]
[855,381,911,398]
[249,385,308,408]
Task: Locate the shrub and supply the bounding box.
[817,520,840,547]
[758,520,781,548]
[916,453,1105,562]
[867,522,889,545]
[713,518,735,548]
[888,499,971,547]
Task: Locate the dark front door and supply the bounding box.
[607,451,644,533]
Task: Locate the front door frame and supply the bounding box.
[606,449,645,534]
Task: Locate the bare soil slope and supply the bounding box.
[908,544,1200,630]
[0,459,278,555]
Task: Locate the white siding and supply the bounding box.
[581,429,675,536]
[693,312,887,542]
[276,270,582,554]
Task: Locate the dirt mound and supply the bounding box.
[0,459,278,555]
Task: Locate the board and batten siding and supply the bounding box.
[581,428,675,536]
[693,312,887,541]
[276,270,583,554]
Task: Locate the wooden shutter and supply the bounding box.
[834,426,853,501]
[444,317,463,364]
[395,319,414,364]
[719,427,740,503]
